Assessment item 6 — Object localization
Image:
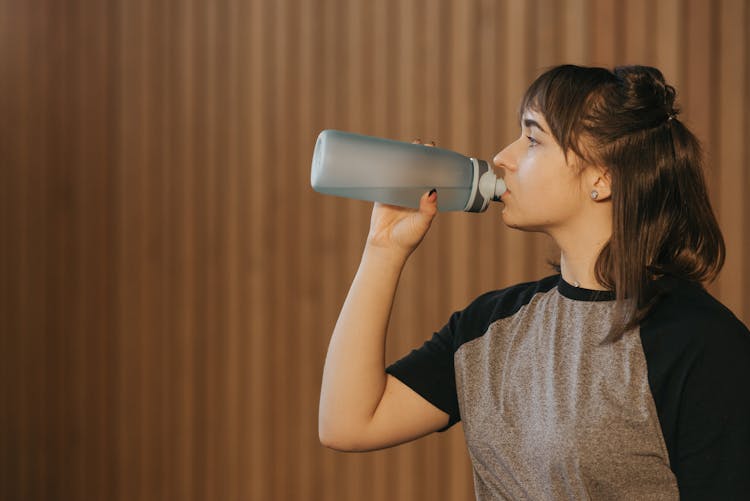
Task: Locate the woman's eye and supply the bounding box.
[527,136,538,147]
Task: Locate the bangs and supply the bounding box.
[519,65,616,162]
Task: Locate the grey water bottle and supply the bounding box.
[310,130,506,212]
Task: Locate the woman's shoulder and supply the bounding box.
[464,274,561,315]
[483,273,561,298]
[439,275,562,348]
[643,274,750,359]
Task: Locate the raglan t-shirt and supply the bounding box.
[385,274,750,500]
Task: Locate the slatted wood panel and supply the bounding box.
[1,1,748,500]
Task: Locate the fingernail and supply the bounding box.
[429,188,437,197]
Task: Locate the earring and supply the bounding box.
[590,190,599,200]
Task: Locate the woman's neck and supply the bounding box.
[559,251,608,290]
[554,217,612,291]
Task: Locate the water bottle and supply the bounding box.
[310,129,506,212]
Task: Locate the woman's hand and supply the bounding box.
[365,139,439,260]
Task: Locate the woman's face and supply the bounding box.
[492,109,590,234]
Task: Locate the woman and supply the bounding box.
[318,65,750,499]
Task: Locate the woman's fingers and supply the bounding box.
[412,138,437,147]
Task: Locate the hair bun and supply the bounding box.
[614,65,679,119]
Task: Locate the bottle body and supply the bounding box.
[310,130,505,212]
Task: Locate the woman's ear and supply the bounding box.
[590,166,612,202]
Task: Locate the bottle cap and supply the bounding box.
[465,159,505,212]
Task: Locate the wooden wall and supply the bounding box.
[1,0,748,500]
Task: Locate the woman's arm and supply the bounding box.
[318,188,450,452]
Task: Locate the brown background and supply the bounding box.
[1,0,749,500]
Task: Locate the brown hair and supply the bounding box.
[521,65,725,340]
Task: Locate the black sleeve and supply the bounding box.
[671,326,750,500]
[641,278,750,500]
[385,310,462,432]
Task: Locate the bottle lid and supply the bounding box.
[465,159,505,212]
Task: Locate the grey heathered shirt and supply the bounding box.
[385,274,750,500]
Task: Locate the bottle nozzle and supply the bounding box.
[466,161,505,212]
[492,177,507,201]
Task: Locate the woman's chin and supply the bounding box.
[500,210,520,229]
[500,211,538,232]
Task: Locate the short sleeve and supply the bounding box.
[671,329,750,500]
[383,280,550,434]
[631,275,750,498]
[385,311,462,432]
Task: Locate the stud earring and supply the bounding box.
[590,190,599,200]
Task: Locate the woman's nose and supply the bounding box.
[493,142,517,172]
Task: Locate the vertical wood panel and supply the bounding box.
[297,0,323,498]
[13,2,27,482]
[225,0,240,497]
[683,0,714,160]
[174,2,197,499]
[591,0,617,64]
[247,0,269,498]
[0,0,9,497]
[271,0,291,497]
[562,0,588,63]
[2,1,750,500]
[716,0,747,316]
[45,2,62,497]
[655,0,683,85]
[623,0,649,63]
[745,0,750,322]
[160,3,176,498]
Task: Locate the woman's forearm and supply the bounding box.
[318,244,409,446]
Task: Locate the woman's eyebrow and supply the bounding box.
[523,118,548,134]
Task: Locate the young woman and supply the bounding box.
[318,65,750,499]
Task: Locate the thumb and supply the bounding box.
[419,188,438,218]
